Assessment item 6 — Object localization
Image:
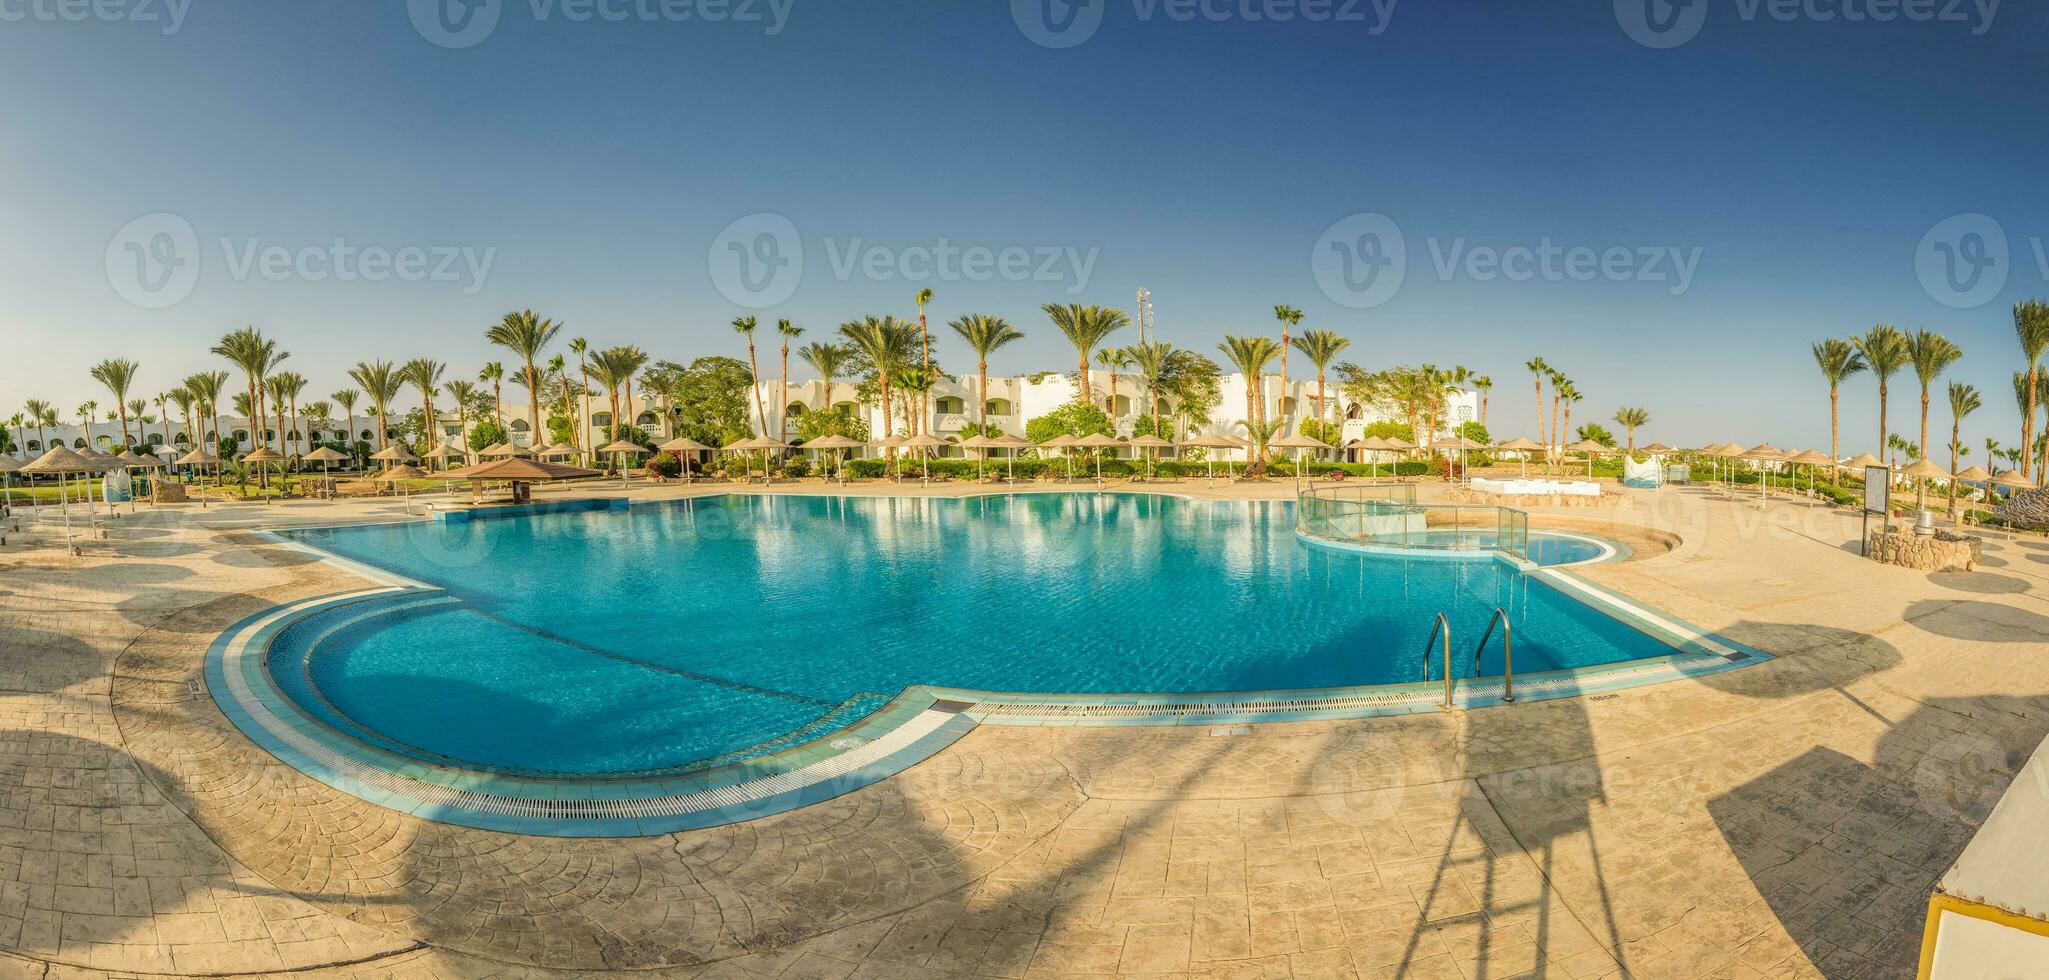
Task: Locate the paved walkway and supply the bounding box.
[0,480,2044,978]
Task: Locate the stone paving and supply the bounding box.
[0,479,2044,978]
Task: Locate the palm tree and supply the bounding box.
[1525,357,1549,454]
[734,315,767,436]
[1273,305,1303,428]
[1218,335,1282,470]
[347,361,403,453]
[1289,329,1351,435]
[1096,346,1131,417]
[777,319,803,445]
[265,375,292,459]
[165,389,194,452]
[549,354,576,441]
[915,288,936,420]
[1811,338,1867,466]
[89,358,140,447]
[2013,300,2049,478]
[211,327,287,483]
[1547,369,1567,466]
[76,402,96,448]
[839,315,919,440]
[270,371,307,460]
[895,368,937,441]
[404,359,447,452]
[1906,330,1963,460]
[184,373,227,451]
[949,314,1024,432]
[1854,325,1910,460]
[1238,417,1284,472]
[1123,340,1176,435]
[569,337,592,453]
[1044,303,1130,404]
[1948,382,1981,519]
[23,399,51,454]
[331,389,360,458]
[1559,382,1582,459]
[478,362,505,426]
[486,310,562,443]
[1472,376,1493,426]
[799,342,853,414]
[443,380,481,452]
[1612,407,1650,453]
[588,346,649,447]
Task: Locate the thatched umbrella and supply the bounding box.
[1785,449,1834,496]
[1038,433,1080,482]
[21,446,100,552]
[957,433,997,481]
[442,456,603,504]
[371,463,427,510]
[301,446,348,497]
[903,433,949,486]
[1739,444,1785,505]
[658,436,712,482]
[990,433,1033,483]
[1899,457,1949,515]
[176,447,218,508]
[1128,434,1173,480]
[481,441,529,459]
[1072,432,1121,485]
[598,439,644,484]
[1495,437,1544,480]
[0,452,18,519]
[1991,468,2036,505]
[1952,464,1992,518]
[1178,432,1243,486]
[870,434,908,482]
[751,437,794,482]
[802,434,863,484]
[1276,433,1331,488]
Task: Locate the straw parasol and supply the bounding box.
[481,442,529,458]
[1275,433,1331,487]
[1039,433,1080,482]
[1643,442,1674,455]
[803,434,864,484]
[1785,449,1834,495]
[1563,440,1609,480]
[957,433,997,481]
[0,452,18,517]
[440,457,601,481]
[990,432,1033,483]
[1179,432,1244,485]
[1495,437,1543,478]
[902,433,949,485]
[1901,458,1948,514]
[657,436,711,482]
[1128,434,1173,480]
[21,446,101,551]
[1991,469,2036,498]
[1069,433,1120,485]
[301,446,348,495]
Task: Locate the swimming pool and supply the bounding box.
[268,493,1668,778]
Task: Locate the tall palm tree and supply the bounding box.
[76,402,97,448]
[949,314,1024,432]
[270,371,307,459]
[1218,335,1282,470]
[799,342,853,414]
[1613,407,1650,453]
[839,315,919,440]
[1547,369,1567,464]
[777,319,803,445]
[1472,376,1493,426]
[443,380,481,453]
[486,310,562,443]
[1904,330,1963,461]
[588,346,649,447]
[23,399,51,454]
[4,413,20,456]
[211,327,286,483]
[1811,338,1866,466]
[404,359,447,451]
[915,288,936,421]
[1948,382,1980,518]
[1524,357,1549,456]
[1273,305,1303,428]
[347,361,403,453]
[2013,300,2049,478]
[1854,325,1910,460]
[548,354,576,442]
[478,362,505,426]
[265,374,292,459]
[1096,347,1131,417]
[1289,329,1351,435]
[183,372,227,451]
[165,388,195,452]
[895,368,936,440]
[569,337,592,453]
[1044,304,1130,405]
[1123,340,1176,435]
[734,315,767,436]
[331,389,360,457]
[89,358,140,447]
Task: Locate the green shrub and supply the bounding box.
[780,456,811,478]
[645,452,681,478]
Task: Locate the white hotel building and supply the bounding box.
[9,370,1478,462]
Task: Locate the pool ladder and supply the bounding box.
[1419,608,1515,708]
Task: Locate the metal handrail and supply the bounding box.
[1475,608,1514,703]
[1420,612,1453,707]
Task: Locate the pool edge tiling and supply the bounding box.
[207,506,1772,836]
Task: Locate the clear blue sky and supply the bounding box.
[3,1,2045,454]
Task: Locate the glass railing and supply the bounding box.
[1296,485,1530,561]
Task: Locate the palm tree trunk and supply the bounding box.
[1078,352,1092,405]
[1533,379,1545,455]
[524,357,541,445]
[1919,388,1931,460]
[778,344,790,445]
[1828,386,1839,470]
[2025,367,2039,479]
[1949,419,1960,519]
[746,340,765,436]
[977,360,988,431]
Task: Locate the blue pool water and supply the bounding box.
[274,494,1666,776]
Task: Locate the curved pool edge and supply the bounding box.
[203,573,1772,839]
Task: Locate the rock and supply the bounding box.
[1866,528,1982,572]
[1993,486,2049,530]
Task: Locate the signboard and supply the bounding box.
[1864,465,1890,514]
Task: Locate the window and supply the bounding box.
[591,412,612,428]
[934,396,965,415]
[785,402,807,417]
[984,398,1013,416]
[635,412,657,427]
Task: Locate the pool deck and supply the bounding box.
[2,478,2045,977]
